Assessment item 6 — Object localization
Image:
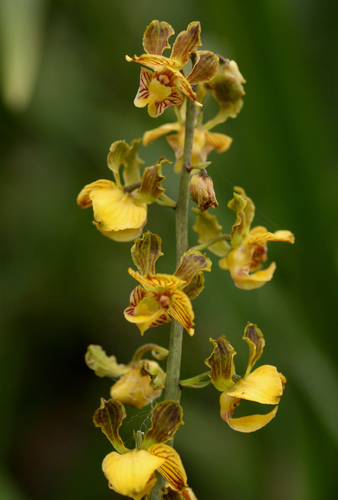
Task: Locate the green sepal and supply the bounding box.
[131,231,163,276]
[123,138,144,186]
[180,371,211,388]
[85,345,129,378]
[243,323,265,376]
[155,193,177,208]
[175,249,212,288]
[141,401,184,449]
[205,337,236,392]
[136,157,170,204]
[93,398,129,454]
[188,161,211,171]
[228,187,255,248]
[140,361,166,392]
[192,208,231,257]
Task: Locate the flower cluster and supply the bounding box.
[78,19,294,500]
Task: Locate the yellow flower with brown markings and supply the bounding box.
[77,140,169,242]
[126,20,218,117]
[124,232,211,336]
[94,399,190,500]
[219,187,295,289]
[206,323,286,432]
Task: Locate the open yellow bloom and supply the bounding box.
[125,272,195,336]
[206,323,286,432]
[126,20,218,117]
[124,232,211,336]
[77,179,147,241]
[219,187,294,289]
[94,399,189,500]
[77,140,169,242]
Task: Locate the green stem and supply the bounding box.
[164,94,196,404]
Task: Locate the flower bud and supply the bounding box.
[190,174,218,213]
[205,58,246,118]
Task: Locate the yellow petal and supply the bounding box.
[246,226,295,245]
[221,244,277,290]
[219,392,279,432]
[89,183,147,232]
[227,365,285,404]
[77,179,116,208]
[149,443,188,492]
[93,221,145,242]
[204,131,233,152]
[102,449,164,500]
[128,269,186,291]
[124,295,165,335]
[143,122,181,146]
[227,407,278,433]
[169,289,195,336]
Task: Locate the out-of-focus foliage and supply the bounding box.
[0,1,337,499]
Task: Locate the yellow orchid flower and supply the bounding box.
[218,187,295,289]
[85,344,167,409]
[205,323,286,433]
[124,232,211,336]
[126,20,218,117]
[143,100,232,173]
[94,399,190,500]
[77,140,169,242]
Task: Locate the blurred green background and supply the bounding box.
[1,0,337,499]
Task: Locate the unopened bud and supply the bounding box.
[190,174,218,213]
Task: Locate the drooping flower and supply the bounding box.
[124,231,212,336]
[218,187,295,289]
[143,100,232,173]
[205,323,286,432]
[192,187,295,289]
[94,399,191,500]
[126,20,218,117]
[77,139,169,241]
[85,344,167,408]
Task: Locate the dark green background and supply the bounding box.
[1,1,337,499]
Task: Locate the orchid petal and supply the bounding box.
[170,288,195,336]
[150,444,188,492]
[227,365,285,404]
[143,21,175,56]
[170,21,201,67]
[186,50,218,84]
[102,449,163,500]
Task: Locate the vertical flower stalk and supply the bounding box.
[164,85,197,405]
